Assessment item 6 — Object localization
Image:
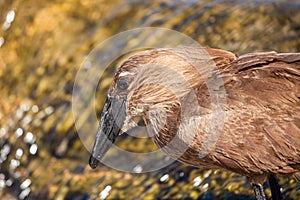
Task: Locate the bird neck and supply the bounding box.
[145,100,181,148]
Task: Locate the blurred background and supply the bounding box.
[0,0,299,199]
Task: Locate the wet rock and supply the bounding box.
[0,0,299,199]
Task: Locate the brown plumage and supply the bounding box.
[89,47,300,199]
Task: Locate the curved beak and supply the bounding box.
[89,96,127,169]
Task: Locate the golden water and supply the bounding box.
[0,0,299,199]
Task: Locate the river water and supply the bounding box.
[0,0,299,199]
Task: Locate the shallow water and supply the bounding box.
[0,0,299,199]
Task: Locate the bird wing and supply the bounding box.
[208,51,300,178]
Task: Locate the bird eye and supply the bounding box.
[117,79,129,90]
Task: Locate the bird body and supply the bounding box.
[89,47,300,198]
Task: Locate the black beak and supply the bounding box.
[89,96,127,169]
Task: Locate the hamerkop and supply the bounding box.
[89,47,300,200]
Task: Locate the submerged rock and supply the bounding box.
[0,0,299,199]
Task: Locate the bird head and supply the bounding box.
[89,47,236,168]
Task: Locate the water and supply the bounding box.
[0,0,299,199]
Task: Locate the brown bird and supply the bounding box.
[89,47,300,200]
